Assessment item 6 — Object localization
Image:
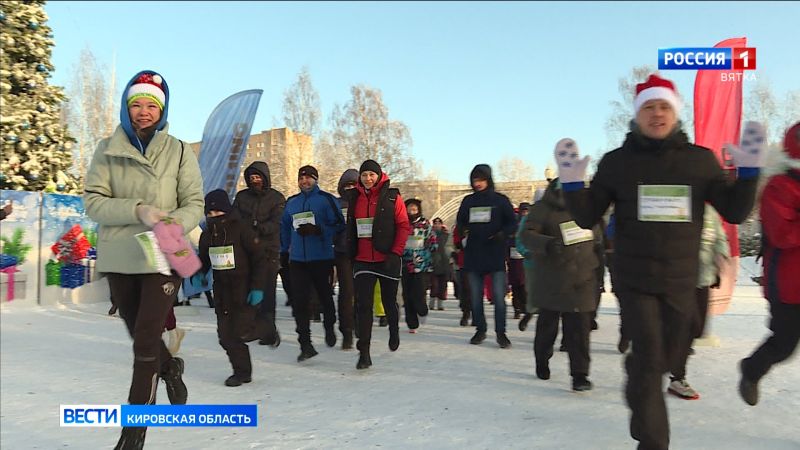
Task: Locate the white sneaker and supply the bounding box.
[167,328,186,356]
[668,379,699,400]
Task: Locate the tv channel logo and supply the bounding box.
[60,405,121,427]
[658,47,756,70]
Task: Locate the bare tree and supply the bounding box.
[317,84,416,187]
[496,155,535,181]
[605,65,655,148]
[282,66,321,137]
[64,46,117,189]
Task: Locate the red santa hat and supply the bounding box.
[127,73,166,110]
[634,74,681,115]
[784,121,800,169]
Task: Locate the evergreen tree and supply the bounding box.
[0,0,77,192]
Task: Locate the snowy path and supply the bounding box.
[1,285,798,449]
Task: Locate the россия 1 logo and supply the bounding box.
[658,47,756,70]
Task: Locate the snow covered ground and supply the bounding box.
[1,271,798,449]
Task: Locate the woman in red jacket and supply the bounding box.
[740,122,800,406]
[345,160,411,369]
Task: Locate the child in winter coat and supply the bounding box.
[194,189,270,387]
[401,199,438,332]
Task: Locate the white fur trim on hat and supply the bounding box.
[127,83,166,108]
[634,86,681,115]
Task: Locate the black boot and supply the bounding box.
[325,327,337,348]
[378,316,388,327]
[469,330,486,345]
[389,329,399,351]
[536,362,550,380]
[497,332,511,349]
[356,351,372,370]
[572,375,593,392]
[224,374,252,387]
[341,330,354,350]
[518,313,532,332]
[460,310,470,327]
[161,357,187,405]
[259,315,280,347]
[297,343,318,362]
[108,305,118,316]
[114,427,147,450]
[739,360,759,406]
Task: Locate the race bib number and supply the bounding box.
[509,247,524,259]
[356,218,374,238]
[292,211,316,229]
[209,245,236,270]
[469,207,492,223]
[406,235,424,250]
[559,221,594,246]
[638,185,692,223]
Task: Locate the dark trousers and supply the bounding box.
[164,307,176,331]
[671,287,711,380]
[458,270,471,312]
[279,266,293,307]
[335,252,355,333]
[355,273,399,353]
[214,280,267,378]
[430,273,448,300]
[620,290,694,450]
[742,299,800,382]
[258,254,280,320]
[511,284,527,315]
[534,309,592,377]
[402,271,429,329]
[107,273,181,405]
[290,260,336,345]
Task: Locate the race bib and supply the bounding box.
[209,245,236,270]
[356,218,374,238]
[559,221,594,246]
[509,247,524,259]
[292,211,316,229]
[638,185,692,223]
[406,235,424,250]
[469,207,492,223]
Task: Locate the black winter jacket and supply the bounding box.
[564,129,757,298]
[233,161,286,254]
[199,209,267,293]
[521,181,603,312]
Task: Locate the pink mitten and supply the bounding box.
[152,219,201,278]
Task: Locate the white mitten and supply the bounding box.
[136,204,167,228]
[725,121,766,169]
[554,138,591,184]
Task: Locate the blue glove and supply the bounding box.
[247,290,264,306]
[190,272,207,289]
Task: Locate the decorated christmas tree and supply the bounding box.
[0,0,77,192]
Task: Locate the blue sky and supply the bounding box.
[46,1,799,183]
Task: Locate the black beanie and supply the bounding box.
[204,189,233,215]
[405,198,423,215]
[298,165,319,180]
[359,159,382,177]
[519,202,531,211]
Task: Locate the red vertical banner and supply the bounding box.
[694,37,746,315]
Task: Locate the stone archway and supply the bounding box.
[430,193,470,229]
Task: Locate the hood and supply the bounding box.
[541,178,566,210]
[469,164,495,192]
[120,70,170,153]
[337,169,359,197]
[244,161,271,190]
[357,171,390,195]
